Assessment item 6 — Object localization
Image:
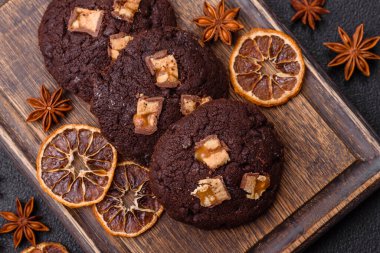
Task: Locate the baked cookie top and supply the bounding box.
[91,27,229,165]
[150,99,283,229]
[38,0,177,102]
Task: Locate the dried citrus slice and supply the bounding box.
[230,28,305,107]
[36,124,117,208]
[94,161,163,237]
[22,242,68,253]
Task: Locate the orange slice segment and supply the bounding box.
[93,161,164,237]
[36,124,117,208]
[230,28,305,107]
[22,242,68,253]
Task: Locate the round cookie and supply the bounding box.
[150,99,283,229]
[38,0,177,102]
[91,27,229,165]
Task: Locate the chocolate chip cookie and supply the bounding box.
[150,99,283,229]
[38,0,177,102]
[91,27,229,165]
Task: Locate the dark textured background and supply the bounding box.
[0,0,379,252]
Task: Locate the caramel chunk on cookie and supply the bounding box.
[133,96,164,135]
[68,7,104,37]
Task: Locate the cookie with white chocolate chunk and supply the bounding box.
[38,0,177,102]
[150,99,283,229]
[91,27,229,165]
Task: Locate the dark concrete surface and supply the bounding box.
[1,0,379,252]
[0,150,81,253]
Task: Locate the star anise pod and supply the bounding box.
[290,0,330,30]
[26,85,72,132]
[194,0,244,45]
[324,24,380,80]
[0,197,49,248]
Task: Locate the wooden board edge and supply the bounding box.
[0,125,104,253]
[250,157,380,253]
[292,170,380,253]
[239,3,380,249]
[0,0,10,7]
[2,123,378,253]
[253,0,380,159]
[1,0,379,251]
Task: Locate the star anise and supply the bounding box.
[0,197,49,248]
[324,24,380,80]
[194,0,244,45]
[290,0,330,30]
[26,85,72,132]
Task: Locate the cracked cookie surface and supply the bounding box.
[150,99,283,229]
[38,0,177,102]
[91,27,229,165]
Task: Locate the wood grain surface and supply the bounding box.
[0,0,379,252]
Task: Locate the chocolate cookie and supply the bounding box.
[38,0,177,102]
[150,99,283,229]
[91,27,229,165]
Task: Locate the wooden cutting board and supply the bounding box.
[1,0,379,252]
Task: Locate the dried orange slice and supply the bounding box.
[36,124,117,208]
[230,28,305,107]
[94,161,163,237]
[22,242,68,253]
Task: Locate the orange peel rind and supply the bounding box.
[22,242,68,253]
[93,161,164,237]
[230,28,305,107]
[36,124,117,208]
